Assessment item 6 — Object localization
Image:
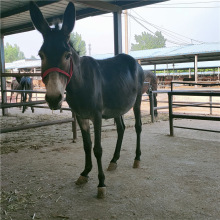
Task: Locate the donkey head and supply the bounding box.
[30,1,76,110]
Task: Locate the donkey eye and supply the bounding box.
[65,52,71,60]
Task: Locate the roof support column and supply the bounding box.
[113,11,122,55]
[194,55,198,84]
[154,64,156,74]
[0,36,8,116]
[218,67,219,81]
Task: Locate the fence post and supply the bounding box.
[168,92,174,136]
[149,88,154,123]
[0,36,8,115]
[209,95,212,115]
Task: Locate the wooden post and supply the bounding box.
[0,36,8,115]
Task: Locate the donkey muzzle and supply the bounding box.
[45,94,63,110]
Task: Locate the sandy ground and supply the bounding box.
[0,105,220,220]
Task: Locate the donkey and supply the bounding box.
[142,70,158,117]
[10,77,34,113]
[30,1,144,198]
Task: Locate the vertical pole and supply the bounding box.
[189,68,191,78]
[88,43,91,56]
[218,67,219,81]
[209,96,212,115]
[113,11,122,55]
[168,92,174,136]
[149,88,154,123]
[124,10,128,54]
[0,36,8,115]
[194,55,198,86]
[154,64,156,74]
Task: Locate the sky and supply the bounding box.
[4,0,220,59]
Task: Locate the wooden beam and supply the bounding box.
[70,0,121,12]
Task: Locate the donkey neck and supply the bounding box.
[66,51,83,93]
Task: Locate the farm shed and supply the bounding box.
[1,1,220,219]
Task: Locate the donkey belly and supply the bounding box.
[102,92,137,119]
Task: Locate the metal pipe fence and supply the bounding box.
[1,75,220,138]
[0,72,77,140]
[168,90,220,136]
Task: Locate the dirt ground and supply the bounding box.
[0,104,220,220]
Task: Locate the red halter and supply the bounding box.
[42,58,73,85]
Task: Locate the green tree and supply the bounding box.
[4,43,25,63]
[70,33,86,56]
[30,55,37,59]
[131,31,166,51]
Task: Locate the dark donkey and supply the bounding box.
[142,70,158,117]
[10,76,34,113]
[30,2,144,198]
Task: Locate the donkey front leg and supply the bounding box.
[93,113,106,199]
[75,117,92,185]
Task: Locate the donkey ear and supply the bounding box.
[62,2,76,37]
[29,1,50,36]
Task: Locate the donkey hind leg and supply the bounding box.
[93,113,106,198]
[154,93,158,117]
[75,117,92,185]
[107,116,125,171]
[29,92,34,113]
[10,92,13,103]
[133,94,142,168]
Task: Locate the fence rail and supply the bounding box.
[0,72,77,140]
[168,90,220,136]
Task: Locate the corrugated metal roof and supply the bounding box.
[6,59,41,70]
[92,42,220,64]
[1,0,168,36]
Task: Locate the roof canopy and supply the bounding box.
[1,0,167,36]
[92,42,220,65]
[131,42,220,65]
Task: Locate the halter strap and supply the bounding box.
[42,58,73,85]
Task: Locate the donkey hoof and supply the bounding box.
[97,187,106,199]
[107,162,117,171]
[75,175,88,185]
[133,160,140,168]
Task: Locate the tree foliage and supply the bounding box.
[131,31,166,51]
[4,43,25,63]
[70,33,86,56]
